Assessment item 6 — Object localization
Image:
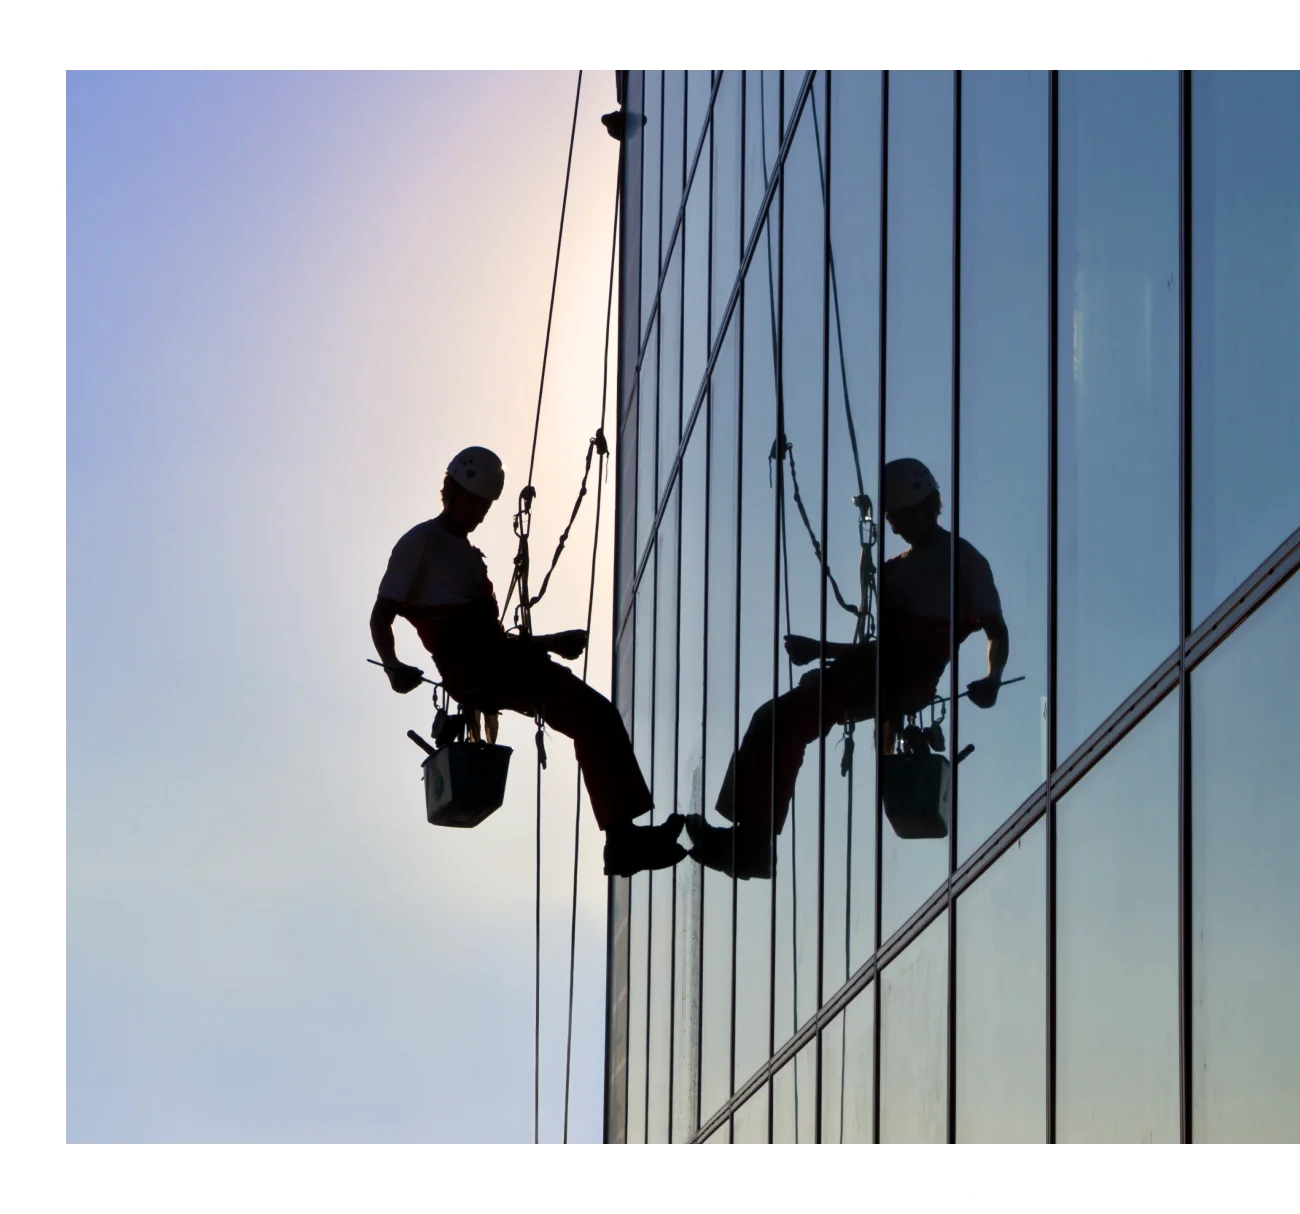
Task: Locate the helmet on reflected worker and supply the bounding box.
[447,447,506,501]
[882,458,940,513]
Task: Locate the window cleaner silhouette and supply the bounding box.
[686,458,1010,879]
[370,446,685,876]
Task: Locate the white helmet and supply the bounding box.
[883,458,940,512]
[447,446,506,501]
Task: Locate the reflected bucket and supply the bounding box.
[422,742,513,828]
[881,751,951,839]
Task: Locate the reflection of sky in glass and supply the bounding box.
[880,915,948,1142]
[1191,72,1300,622]
[956,71,1049,860]
[771,1038,817,1143]
[821,986,874,1143]
[881,70,954,940]
[1193,571,1300,1142]
[956,818,1046,1142]
[1056,694,1178,1143]
[1056,71,1179,756]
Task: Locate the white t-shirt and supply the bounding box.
[377,518,492,608]
[882,529,1001,622]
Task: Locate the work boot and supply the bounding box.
[683,814,773,880]
[603,814,687,877]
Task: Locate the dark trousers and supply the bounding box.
[432,631,651,832]
[716,642,941,838]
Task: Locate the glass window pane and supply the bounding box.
[744,71,782,250]
[1055,692,1179,1143]
[683,136,710,423]
[662,71,686,265]
[879,914,948,1142]
[711,72,742,347]
[646,488,680,1143]
[672,427,707,1143]
[772,1038,818,1143]
[880,69,955,941]
[956,70,1050,860]
[701,321,740,1120]
[728,225,780,1087]
[1056,71,1179,756]
[658,244,683,506]
[703,1118,731,1144]
[616,394,639,620]
[627,583,656,1144]
[620,72,645,428]
[955,817,1047,1142]
[1191,72,1300,622]
[636,316,659,566]
[731,1081,770,1143]
[825,71,882,979]
[1192,571,1300,1142]
[821,985,874,1143]
[686,70,712,171]
[606,874,631,1143]
[641,71,662,331]
[773,81,826,1050]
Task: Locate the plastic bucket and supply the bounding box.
[423,742,514,828]
[881,751,951,839]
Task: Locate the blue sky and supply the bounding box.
[66,70,622,1143]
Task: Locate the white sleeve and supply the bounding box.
[959,540,1002,620]
[377,528,425,602]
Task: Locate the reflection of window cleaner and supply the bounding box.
[369,446,685,876]
[686,458,1012,878]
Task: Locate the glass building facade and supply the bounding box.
[604,71,1300,1143]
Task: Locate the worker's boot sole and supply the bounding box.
[603,813,687,877]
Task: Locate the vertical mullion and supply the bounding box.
[946,68,962,1147]
[871,68,889,1147]
[1045,68,1060,1147]
[1176,67,1194,1147]
[814,68,832,1145]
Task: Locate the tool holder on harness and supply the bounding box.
[408,685,513,829]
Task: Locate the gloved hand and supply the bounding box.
[784,634,819,667]
[965,675,1000,709]
[386,662,425,694]
[545,629,589,661]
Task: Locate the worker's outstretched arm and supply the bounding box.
[370,596,424,693]
[966,613,1009,708]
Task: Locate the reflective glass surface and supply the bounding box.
[730,229,779,1087]
[1056,71,1179,757]
[731,1081,769,1143]
[825,71,882,978]
[820,984,874,1143]
[880,69,955,940]
[700,321,740,1121]
[658,243,683,507]
[955,817,1046,1142]
[879,914,948,1142]
[744,71,782,250]
[1191,72,1300,622]
[1192,571,1300,1142]
[956,70,1050,859]
[711,72,742,347]
[641,71,662,332]
[635,316,658,567]
[686,71,712,172]
[620,71,645,424]
[646,489,680,1142]
[626,583,655,1144]
[772,1037,817,1143]
[662,71,686,264]
[682,131,710,421]
[1055,693,1178,1143]
[672,426,707,1142]
[616,398,638,620]
[773,82,826,1048]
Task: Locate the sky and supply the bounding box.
[66,70,623,1143]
